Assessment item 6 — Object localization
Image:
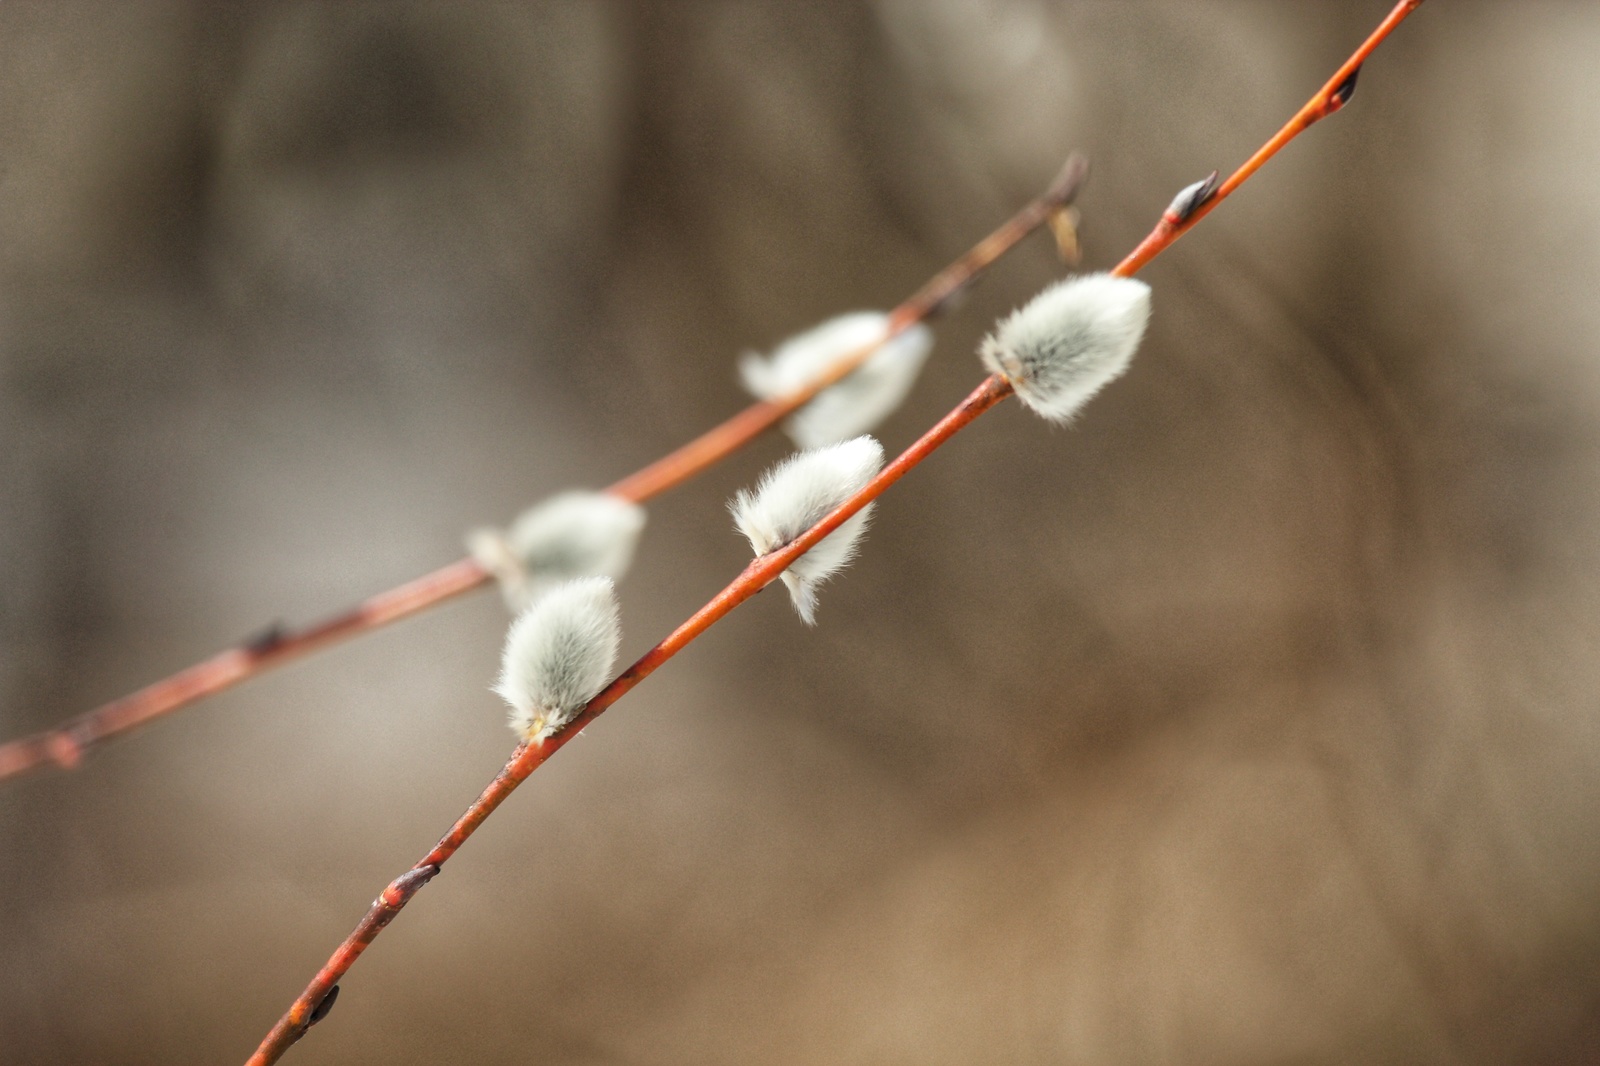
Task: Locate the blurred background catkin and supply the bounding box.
[3,2,1599,1063]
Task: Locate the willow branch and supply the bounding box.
[245,368,1012,1065]
[0,156,1087,784]
[244,4,1426,1061]
[1114,0,1424,276]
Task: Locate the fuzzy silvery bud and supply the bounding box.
[731,436,883,625]
[979,273,1150,424]
[739,312,933,448]
[468,491,646,611]
[493,576,621,741]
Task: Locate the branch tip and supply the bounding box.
[1045,153,1090,208]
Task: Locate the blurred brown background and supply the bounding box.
[3,2,1599,1063]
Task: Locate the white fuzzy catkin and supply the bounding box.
[467,491,646,611]
[493,576,621,741]
[730,435,884,625]
[978,273,1151,423]
[739,312,934,448]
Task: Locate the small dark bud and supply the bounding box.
[244,621,287,655]
[308,985,340,1026]
[396,864,441,895]
[1332,65,1361,108]
[1165,171,1220,223]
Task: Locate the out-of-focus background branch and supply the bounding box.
[3,2,1598,1063]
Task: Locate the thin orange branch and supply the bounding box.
[246,372,1013,1066]
[1114,0,1424,277]
[608,155,1088,503]
[0,156,1087,784]
[0,558,490,780]
[245,4,1426,1061]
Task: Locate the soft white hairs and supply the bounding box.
[493,576,621,741]
[468,490,646,611]
[979,273,1150,423]
[731,435,884,625]
[740,312,934,448]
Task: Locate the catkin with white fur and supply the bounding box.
[493,576,621,740]
[468,491,646,611]
[740,312,933,448]
[979,273,1151,423]
[730,436,884,625]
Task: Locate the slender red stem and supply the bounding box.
[249,4,1426,1059]
[0,558,490,780]
[0,157,1087,784]
[608,155,1086,503]
[1114,0,1424,278]
[246,374,1012,1065]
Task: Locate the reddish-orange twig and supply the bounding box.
[1115,0,1424,277]
[0,558,490,780]
[245,5,1426,1061]
[246,373,1013,1065]
[608,156,1086,503]
[0,157,1087,784]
